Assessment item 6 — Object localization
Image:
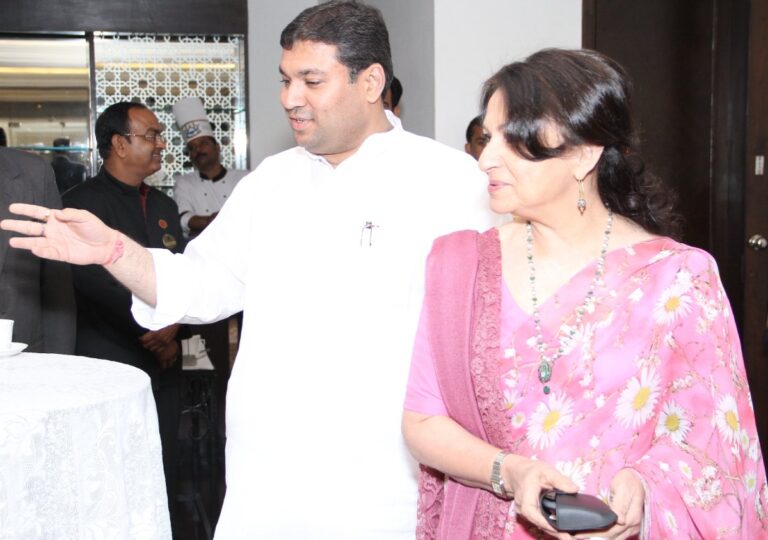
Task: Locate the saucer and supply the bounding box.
[0,342,27,358]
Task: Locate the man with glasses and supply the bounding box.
[61,101,184,529]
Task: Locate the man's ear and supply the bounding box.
[111,133,129,158]
[360,63,387,104]
[574,144,604,180]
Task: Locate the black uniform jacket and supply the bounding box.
[63,168,186,378]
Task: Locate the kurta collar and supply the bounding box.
[297,109,403,169]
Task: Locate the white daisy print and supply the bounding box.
[503,388,519,410]
[664,509,678,534]
[504,347,516,359]
[653,287,693,325]
[745,472,757,493]
[675,270,693,292]
[595,394,606,408]
[589,435,600,448]
[740,429,751,452]
[511,411,526,429]
[655,401,692,445]
[714,394,741,445]
[658,461,670,472]
[749,440,759,462]
[615,367,661,429]
[526,392,574,450]
[629,287,644,302]
[649,249,673,263]
[679,460,693,479]
[555,458,592,492]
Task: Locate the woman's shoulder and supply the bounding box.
[629,236,720,276]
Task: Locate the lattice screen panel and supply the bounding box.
[93,34,247,192]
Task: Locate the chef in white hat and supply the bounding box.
[172,97,248,238]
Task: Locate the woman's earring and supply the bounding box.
[576,177,587,215]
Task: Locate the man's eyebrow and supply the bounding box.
[278,66,326,78]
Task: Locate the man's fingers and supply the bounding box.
[10,236,47,249]
[8,203,50,220]
[2,218,45,236]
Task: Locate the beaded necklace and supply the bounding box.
[525,210,613,394]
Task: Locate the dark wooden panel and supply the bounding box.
[0,0,247,34]
[583,0,749,328]
[709,0,748,328]
[589,0,715,252]
[743,0,768,451]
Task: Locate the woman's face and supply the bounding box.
[479,91,583,218]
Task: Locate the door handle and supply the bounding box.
[748,234,768,251]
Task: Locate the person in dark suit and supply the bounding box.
[62,101,184,527]
[51,137,87,194]
[0,147,75,353]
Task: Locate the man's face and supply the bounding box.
[465,125,488,160]
[279,40,372,166]
[187,136,220,171]
[123,107,166,178]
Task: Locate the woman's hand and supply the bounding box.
[574,468,645,539]
[504,454,579,538]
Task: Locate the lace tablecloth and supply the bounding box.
[0,353,171,539]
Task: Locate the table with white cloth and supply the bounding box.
[0,353,171,539]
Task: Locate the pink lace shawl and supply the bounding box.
[417,228,514,539]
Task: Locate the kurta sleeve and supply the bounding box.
[132,176,250,329]
[627,249,768,538]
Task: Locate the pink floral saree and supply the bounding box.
[417,228,768,539]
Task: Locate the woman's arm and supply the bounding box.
[403,409,578,537]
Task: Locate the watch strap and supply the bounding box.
[490,451,508,498]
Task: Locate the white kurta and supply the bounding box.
[133,114,500,539]
[173,168,248,236]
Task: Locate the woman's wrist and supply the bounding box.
[490,451,514,499]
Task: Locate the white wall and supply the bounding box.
[434,0,581,150]
[247,0,316,167]
[368,0,435,138]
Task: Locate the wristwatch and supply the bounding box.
[490,451,509,498]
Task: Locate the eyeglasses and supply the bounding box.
[123,131,166,143]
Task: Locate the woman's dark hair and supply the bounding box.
[95,101,148,160]
[481,48,681,238]
[280,0,393,96]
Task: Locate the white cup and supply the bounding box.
[0,319,13,350]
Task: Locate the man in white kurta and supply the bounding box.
[1,3,499,538]
[133,110,497,538]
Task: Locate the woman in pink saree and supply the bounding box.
[402,49,768,539]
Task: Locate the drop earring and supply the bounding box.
[576,177,587,215]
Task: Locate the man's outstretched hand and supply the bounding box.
[1,203,120,266]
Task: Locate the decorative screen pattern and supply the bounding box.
[93,34,247,192]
